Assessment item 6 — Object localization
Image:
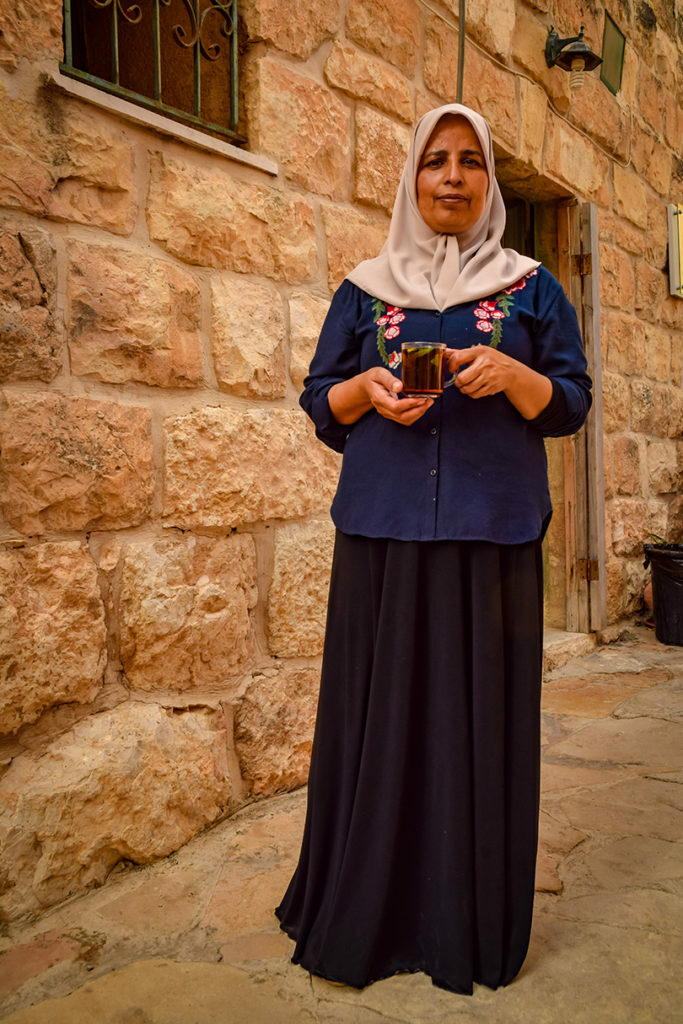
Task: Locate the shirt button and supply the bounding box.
[430,427,437,435]
[430,469,437,476]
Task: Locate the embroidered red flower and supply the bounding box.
[472,269,537,348]
[372,300,406,367]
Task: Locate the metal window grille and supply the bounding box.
[61,0,244,143]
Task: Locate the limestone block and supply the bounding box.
[634,261,665,322]
[0,0,62,69]
[637,63,664,135]
[601,371,629,433]
[630,119,656,178]
[667,385,683,440]
[146,154,317,284]
[415,91,439,121]
[605,557,625,621]
[667,495,683,542]
[345,0,421,77]
[423,13,461,102]
[248,59,351,201]
[649,144,672,198]
[609,435,641,495]
[653,26,677,90]
[234,665,319,795]
[517,79,548,175]
[0,392,153,535]
[322,203,389,292]
[599,246,634,311]
[0,225,61,383]
[0,543,105,735]
[615,220,645,257]
[354,107,411,215]
[163,407,340,528]
[210,276,286,399]
[267,519,335,657]
[441,0,515,62]
[542,113,609,206]
[0,704,231,919]
[645,195,669,267]
[324,41,413,124]
[289,292,330,391]
[612,165,648,231]
[611,497,649,556]
[568,78,629,162]
[120,534,257,693]
[68,242,202,388]
[630,379,655,433]
[644,323,671,382]
[647,441,678,495]
[462,47,518,154]
[0,85,136,235]
[664,89,683,152]
[241,0,339,58]
[605,312,645,376]
[671,325,683,388]
[620,42,638,106]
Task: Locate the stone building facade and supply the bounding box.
[0,0,680,920]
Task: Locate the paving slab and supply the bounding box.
[0,628,681,1024]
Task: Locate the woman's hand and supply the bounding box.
[328,367,433,427]
[364,367,434,425]
[446,345,553,420]
[446,345,516,397]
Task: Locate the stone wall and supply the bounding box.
[0,0,680,919]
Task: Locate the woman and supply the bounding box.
[276,104,592,995]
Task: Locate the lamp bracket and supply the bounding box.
[545,25,585,67]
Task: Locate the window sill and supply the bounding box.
[45,71,279,177]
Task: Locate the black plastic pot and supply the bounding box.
[643,543,683,646]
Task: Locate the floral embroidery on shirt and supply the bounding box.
[372,299,406,367]
[473,268,538,349]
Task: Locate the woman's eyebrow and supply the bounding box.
[421,147,484,162]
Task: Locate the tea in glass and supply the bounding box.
[401,342,446,397]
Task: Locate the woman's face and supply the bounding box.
[416,115,489,235]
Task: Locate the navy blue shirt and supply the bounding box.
[301,267,592,544]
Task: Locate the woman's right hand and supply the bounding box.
[328,367,433,427]
[363,367,434,425]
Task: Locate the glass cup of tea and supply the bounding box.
[401,342,456,398]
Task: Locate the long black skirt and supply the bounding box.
[276,531,543,995]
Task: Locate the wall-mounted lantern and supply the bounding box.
[545,25,603,90]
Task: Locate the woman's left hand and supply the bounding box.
[445,345,553,420]
[445,345,516,398]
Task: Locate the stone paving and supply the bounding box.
[0,627,681,1024]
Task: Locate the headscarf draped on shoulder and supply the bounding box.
[346,103,540,311]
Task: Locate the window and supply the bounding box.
[61,0,244,143]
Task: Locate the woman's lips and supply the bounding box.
[437,194,468,204]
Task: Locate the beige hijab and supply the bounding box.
[346,103,539,310]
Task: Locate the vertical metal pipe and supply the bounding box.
[153,0,161,100]
[456,0,466,103]
[194,0,201,116]
[63,0,73,65]
[230,0,238,131]
[112,0,120,84]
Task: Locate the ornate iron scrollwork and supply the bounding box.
[160,0,234,61]
[88,0,142,25]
